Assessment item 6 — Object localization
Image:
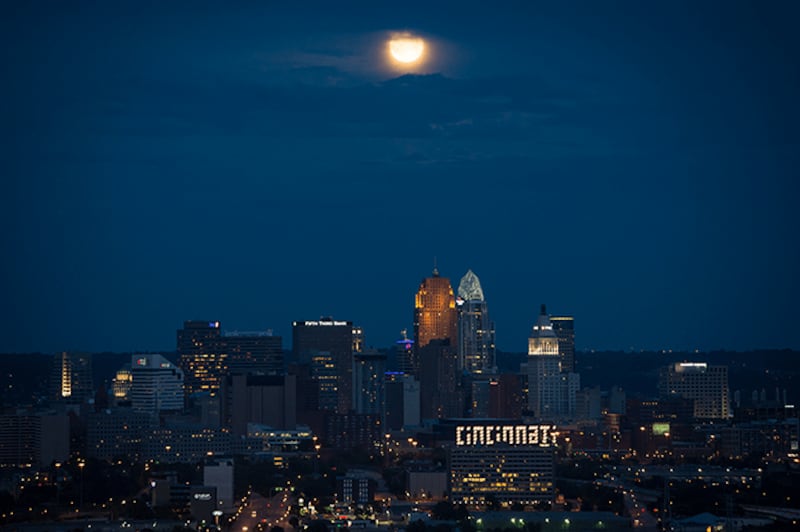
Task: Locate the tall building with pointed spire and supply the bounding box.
[413,267,457,356]
[456,269,496,374]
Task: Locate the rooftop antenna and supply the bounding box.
[433,256,439,276]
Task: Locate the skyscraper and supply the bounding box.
[51,352,93,404]
[222,331,283,375]
[550,316,575,373]
[178,320,224,395]
[129,354,184,413]
[527,305,579,421]
[395,329,416,375]
[292,318,354,414]
[113,365,133,403]
[413,267,457,359]
[353,350,387,416]
[658,362,730,419]
[414,268,460,419]
[384,372,421,429]
[419,340,463,419]
[456,269,496,374]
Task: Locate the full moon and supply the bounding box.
[389,36,425,64]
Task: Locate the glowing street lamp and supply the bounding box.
[54,463,62,509]
[78,461,86,509]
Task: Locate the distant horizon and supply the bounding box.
[3,344,798,357]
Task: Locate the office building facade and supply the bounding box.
[658,362,730,419]
[395,330,416,376]
[222,374,297,434]
[527,305,579,421]
[51,352,93,404]
[419,340,463,419]
[413,268,457,353]
[178,320,225,395]
[129,354,185,413]
[0,414,69,467]
[222,331,283,375]
[550,316,575,373]
[450,423,557,506]
[292,318,354,414]
[353,350,387,416]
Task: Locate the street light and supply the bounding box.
[78,461,86,510]
[213,509,223,529]
[54,462,62,510]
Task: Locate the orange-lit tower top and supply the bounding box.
[414,267,457,350]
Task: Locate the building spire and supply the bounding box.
[540,303,547,316]
[432,256,439,277]
[457,269,485,301]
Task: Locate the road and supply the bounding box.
[230,491,293,532]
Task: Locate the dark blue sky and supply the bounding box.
[2,1,799,353]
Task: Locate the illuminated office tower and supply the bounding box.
[413,267,457,370]
[222,331,283,375]
[292,318,354,414]
[528,306,559,357]
[353,350,387,415]
[456,269,496,374]
[129,354,184,413]
[450,422,557,506]
[112,365,132,403]
[550,315,575,372]
[527,305,579,421]
[178,320,225,395]
[51,352,93,404]
[658,362,730,419]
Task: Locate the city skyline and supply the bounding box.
[1,264,799,354]
[3,2,799,354]
[3,3,800,529]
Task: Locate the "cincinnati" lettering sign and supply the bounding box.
[455,425,557,447]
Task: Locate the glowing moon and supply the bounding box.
[389,37,425,64]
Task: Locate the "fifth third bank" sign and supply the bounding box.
[455,424,557,447]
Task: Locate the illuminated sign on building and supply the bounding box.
[652,422,671,436]
[676,362,707,372]
[303,320,348,327]
[193,493,212,501]
[455,424,557,447]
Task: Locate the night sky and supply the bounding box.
[3,1,799,354]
